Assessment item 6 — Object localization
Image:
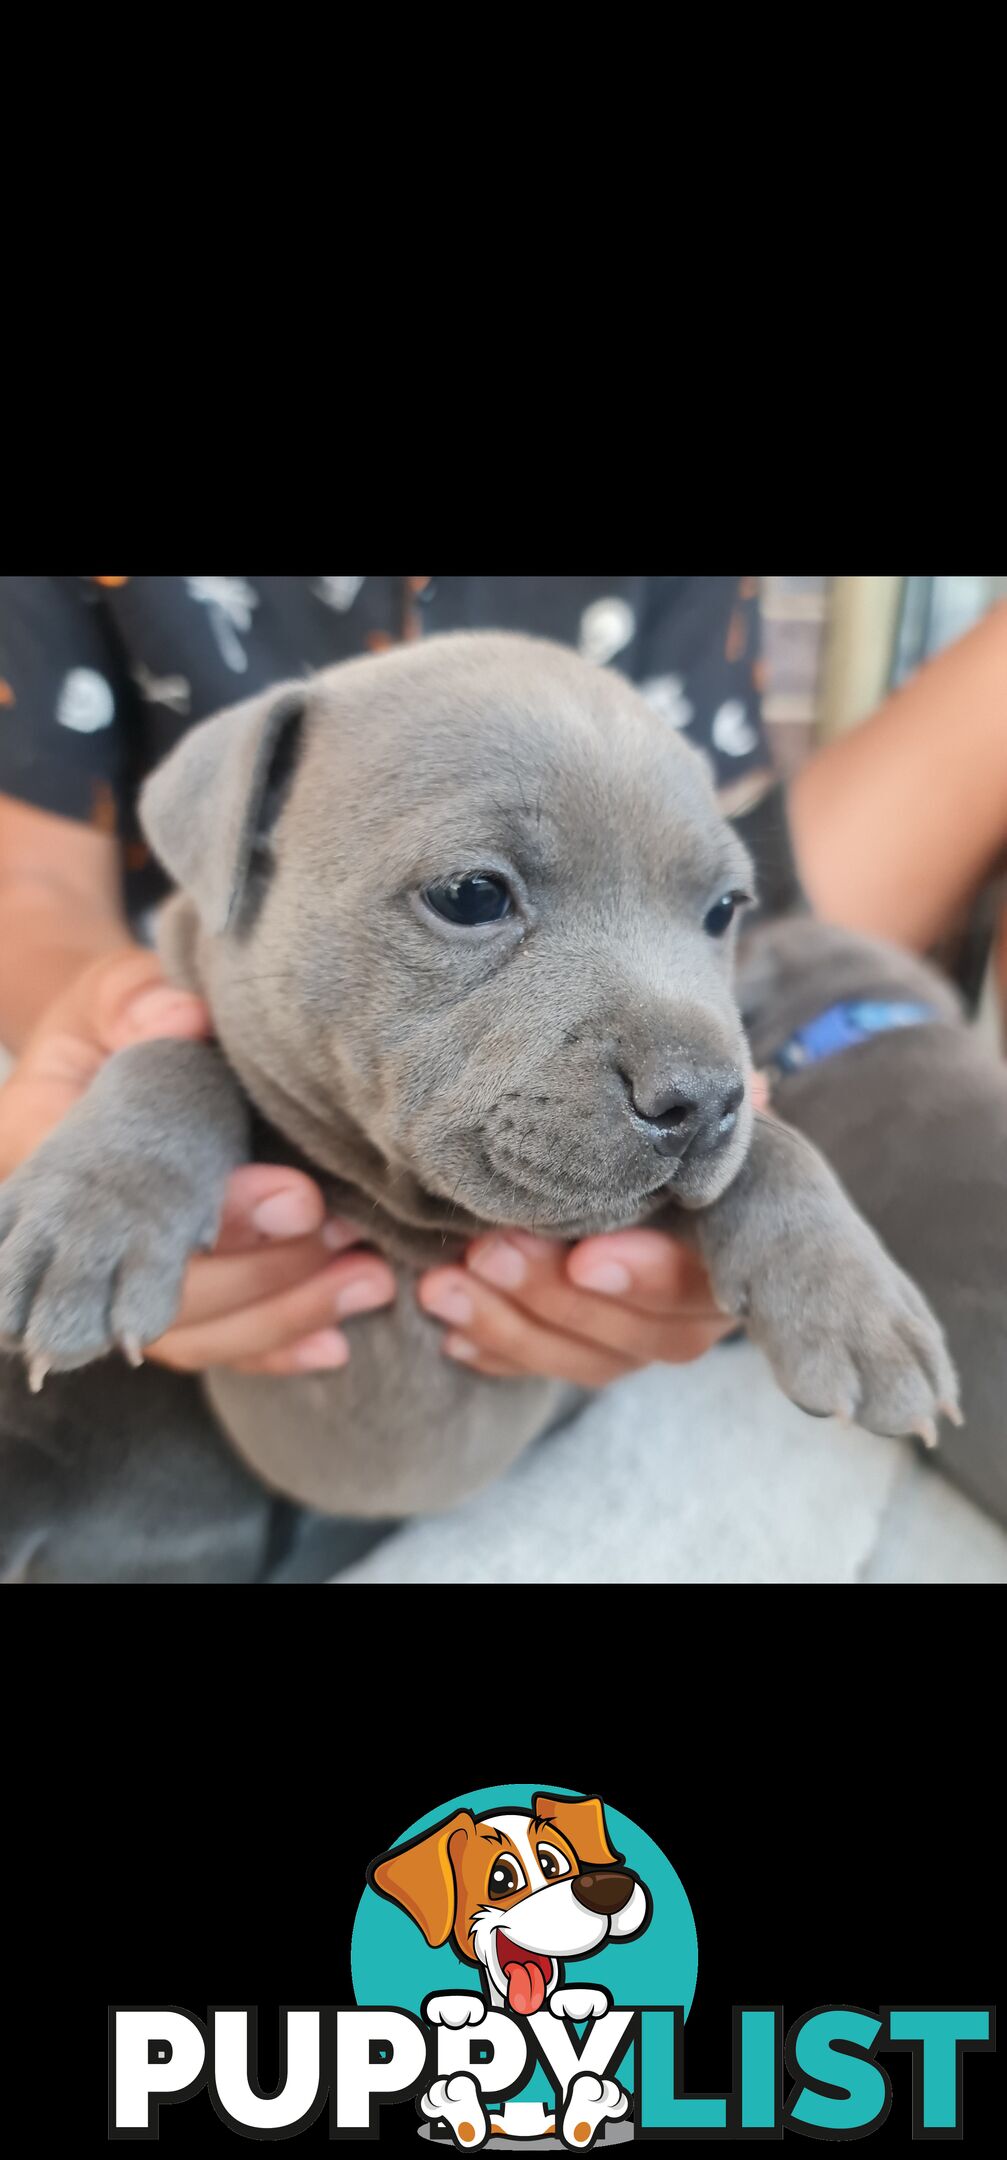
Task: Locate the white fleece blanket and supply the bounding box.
[334,1341,1007,1585]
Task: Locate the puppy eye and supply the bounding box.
[488,1857,526,1898]
[424,875,514,927]
[704,890,750,939]
[536,1844,571,1882]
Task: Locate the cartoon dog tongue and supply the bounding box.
[501,1951,548,2015]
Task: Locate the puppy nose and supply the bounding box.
[624,1066,745,1159]
[571,1871,635,1916]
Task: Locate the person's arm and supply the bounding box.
[788,599,1007,950]
[0,796,135,1052]
[0,574,144,1048]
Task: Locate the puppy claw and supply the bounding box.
[914,1418,939,1451]
[121,1333,145,1370]
[940,1399,965,1430]
[28,1356,50,1395]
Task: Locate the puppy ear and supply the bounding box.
[139,682,308,934]
[532,1793,622,1869]
[367,1810,475,1947]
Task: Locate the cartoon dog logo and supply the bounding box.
[368,1791,652,2146]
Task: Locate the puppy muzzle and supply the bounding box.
[475,1875,649,2013]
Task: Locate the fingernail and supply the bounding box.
[421,1280,475,1326]
[322,1218,359,1251]
[252,1191,318,1239]
[292,1330,350,1371]
[126,987,203,1033]
[508,1234,556,1261]
[570,1260,633,1296]
[126,986,180,1019]
[469,1239,528,1291]
[334,1276,392,1319]
[444,1335,478,1363]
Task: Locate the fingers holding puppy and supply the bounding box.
[148,1168,397,1376]
[419,1229,733,1385]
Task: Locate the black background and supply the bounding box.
[66,1605,1001,2149]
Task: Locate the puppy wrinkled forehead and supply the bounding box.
[301,632,745,892]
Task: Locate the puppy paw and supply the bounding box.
[420,2074,489,2148]
[0,1140,220,1381]
[561,2074,629,2150]
[739,1228,961,1445]
[424,1995,488,2029]
[549,1987,611,2022]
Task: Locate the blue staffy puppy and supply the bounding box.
[0,635,959,1559]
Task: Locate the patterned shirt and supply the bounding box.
[0,576,785,919]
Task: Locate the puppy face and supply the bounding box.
[145,634,755,1238]
[369,1794,651,2011]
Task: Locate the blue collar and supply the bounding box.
[767,999,942,1077]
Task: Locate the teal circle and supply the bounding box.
[351,1783,697,2104]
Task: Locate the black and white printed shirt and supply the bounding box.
[0,576,786,918]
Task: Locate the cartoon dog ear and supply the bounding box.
[367,1810,475,1948]
[139,682,309,935]
[533,1793,623,1869]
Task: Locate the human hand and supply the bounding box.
[419,1228,736,1386]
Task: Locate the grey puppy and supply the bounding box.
[0,634,960,1543]
[738,914,1006,1525]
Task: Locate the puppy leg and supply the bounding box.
[560,2073,629,2149]
[425,1997,488,2031]
[419,2073,489,2149]
[681,1113,960,1444]
[756,1033,1007,1526]
[549,1987,611,2023]
[0,1039,248,1381]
